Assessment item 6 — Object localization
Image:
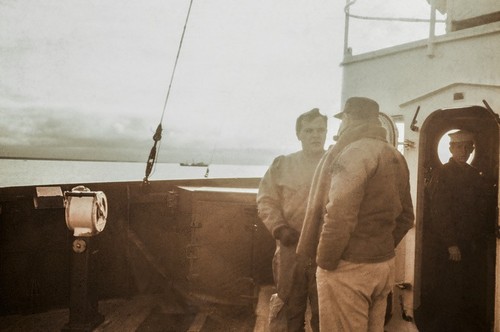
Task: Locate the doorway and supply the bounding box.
[415,105,498,331]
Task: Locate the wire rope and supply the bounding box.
[143,0,195,184]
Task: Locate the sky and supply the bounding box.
[0,0,444,165]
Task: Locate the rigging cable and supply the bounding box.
[205,143,217,178]
[203,114,228,178]
[143,0,195,185]
[204,138,217,178]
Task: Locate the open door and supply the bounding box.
[379,112,399,148]
[414,105,498,331]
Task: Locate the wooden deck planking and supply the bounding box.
[0,295,165,332]
[0,308,69,332]
[95,294,163,332]
[0,287,274,331]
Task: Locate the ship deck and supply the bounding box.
[0,285,417,332]
[0,286,277,332]
[0,274,423,332]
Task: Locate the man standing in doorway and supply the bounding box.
[257,108,327,331]
[428,130,491,331]
[297,97,414,331]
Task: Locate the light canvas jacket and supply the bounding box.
[257,151,323,237]
[297,121,414,270]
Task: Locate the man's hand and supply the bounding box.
[448,246,461,261]
[276,227,300,247]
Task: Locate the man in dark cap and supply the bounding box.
[428,130,491,331]
[297,97,414,331]
[257,108,327,331]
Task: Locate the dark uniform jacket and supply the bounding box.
[429,158,488,248]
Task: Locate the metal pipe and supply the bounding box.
[427,0,437,57]
[344,0,356,56]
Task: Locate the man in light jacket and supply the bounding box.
[257,108,327,331]
[297,97,414,331]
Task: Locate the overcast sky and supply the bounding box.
[0,0,444,165]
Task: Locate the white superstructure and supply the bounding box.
[341,1,500,330]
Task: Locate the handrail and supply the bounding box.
[343,0,445,56]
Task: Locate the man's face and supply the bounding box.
[450,141,474,164]
[298,116,327,154]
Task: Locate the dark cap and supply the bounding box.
[334,97,380,119]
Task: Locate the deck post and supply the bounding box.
[62,236,104,332]
[61,186,108,331]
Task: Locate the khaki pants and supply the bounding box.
[316,259,395,332]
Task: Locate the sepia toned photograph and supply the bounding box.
[1,0,499,331]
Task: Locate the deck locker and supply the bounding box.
[173,186,275,306]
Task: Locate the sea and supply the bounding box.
[0,159,269,188]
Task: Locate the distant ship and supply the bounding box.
[179,161,208,167]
